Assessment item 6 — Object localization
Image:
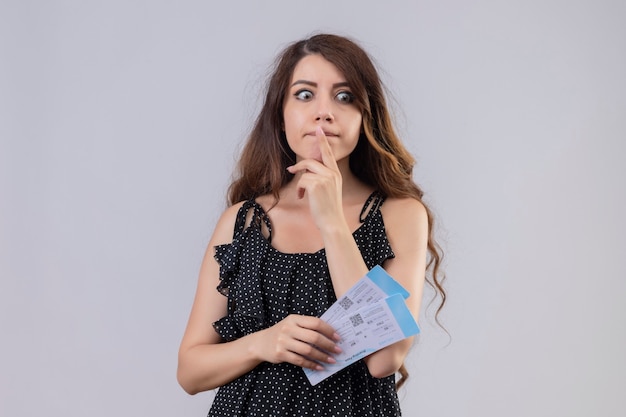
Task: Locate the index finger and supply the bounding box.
[316,126,339,172]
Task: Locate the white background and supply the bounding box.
[1,1,625,416]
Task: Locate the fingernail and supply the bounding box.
[315,364,324,371]
[334,345,342,354]
[327,356,337,364]
[333,332,341,341]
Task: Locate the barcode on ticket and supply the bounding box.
[349,313,364,327]
[338,297,354,310]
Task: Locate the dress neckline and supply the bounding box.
[243,191,384,256]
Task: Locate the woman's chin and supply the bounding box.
[299,150,322,162]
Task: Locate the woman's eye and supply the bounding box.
[336,91,355,103]
[295,90,313,100]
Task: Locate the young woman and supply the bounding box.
[178,33,445,416]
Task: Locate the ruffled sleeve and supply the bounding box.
[214,241,240,297]
[212,200,270,342]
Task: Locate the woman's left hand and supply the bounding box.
[286,126,345,232]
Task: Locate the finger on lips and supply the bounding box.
[316,126,337,167]
[285,127,336,173]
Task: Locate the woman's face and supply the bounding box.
[283,54,362,164]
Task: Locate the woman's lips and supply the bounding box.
[305,130,338,137]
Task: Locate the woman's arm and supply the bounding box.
[322,197,427,378]
[177,203,341,394]
[362,197,428,378]
[177,203,259,393]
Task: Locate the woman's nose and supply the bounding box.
[314,94,334,122]
[315,111,334,122]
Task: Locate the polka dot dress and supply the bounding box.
[209,192,401,417]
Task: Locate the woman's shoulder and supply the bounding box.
[210,201,247,246]
[380,196,428,230]
[382,196,427,214]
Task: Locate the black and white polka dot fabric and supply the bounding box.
[209,192,401,417]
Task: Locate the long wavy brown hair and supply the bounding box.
[228,33,446,390]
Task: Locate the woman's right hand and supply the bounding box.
[254,314,342,370]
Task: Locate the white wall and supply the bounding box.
[1,1,624,416]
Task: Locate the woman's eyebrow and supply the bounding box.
[291,80,316,88]
[290,80,350,88]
